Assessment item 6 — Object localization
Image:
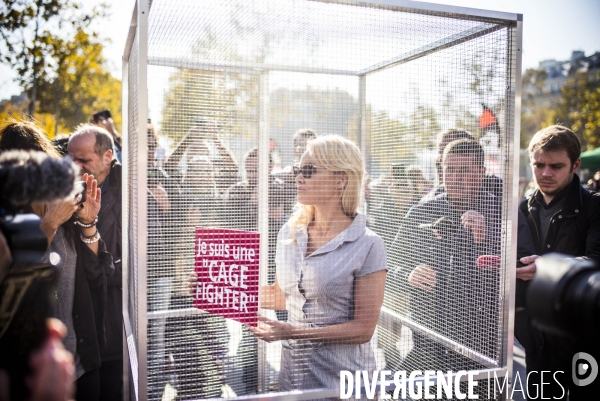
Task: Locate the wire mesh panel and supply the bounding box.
[144,65,262,399]
[371,26,511,371]
[127,31,140,359]
[124,0,521,399]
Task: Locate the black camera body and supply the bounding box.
[527,253,600,339]
[0,150,77,399]
[0,213,59,400]
[92,109,112,122]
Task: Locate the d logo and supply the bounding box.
[572,352,598,386]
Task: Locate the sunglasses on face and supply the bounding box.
[293,164,321,179]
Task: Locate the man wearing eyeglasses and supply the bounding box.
[388,139,501,371]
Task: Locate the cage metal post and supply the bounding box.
[502,17,523,400]
[257,72,270,393]
[121,51,130,401]
[122,1,138,398]
[135,0,149,399]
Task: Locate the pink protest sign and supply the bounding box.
[193,228,260,326]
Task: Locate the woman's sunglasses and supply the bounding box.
[293,164,321,179]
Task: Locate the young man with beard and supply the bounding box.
[517,125,600,400]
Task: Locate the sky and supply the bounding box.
[0,0,599,100]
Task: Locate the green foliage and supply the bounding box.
[520,68,600,151]
[1,0,70,114]
[547,72,600,151]
[521,105,552,149]
[0,0,121,133]
[37,28,121,132]
[520,68,553,148]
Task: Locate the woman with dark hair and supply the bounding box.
[1,119,114,400]
[0,119,61,157]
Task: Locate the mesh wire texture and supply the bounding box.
[125,0,520,399]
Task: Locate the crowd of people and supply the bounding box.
[0,114,598,400]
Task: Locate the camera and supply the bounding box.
[74,180,87,206]
[527,253,600,339]
[92,109,112,122]
[0,150,76,399]
[0,212,60,400]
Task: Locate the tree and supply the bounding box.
[1,1,121,134]
[37,27,121,133]
[546,72,600,151]
[0,0,107,117]
[520,68,552,148]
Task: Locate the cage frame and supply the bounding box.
[122,1,523,399]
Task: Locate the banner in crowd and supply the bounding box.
[193,228,260,326]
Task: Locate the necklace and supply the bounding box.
[53,227,68,300]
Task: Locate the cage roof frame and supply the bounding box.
[124,0,521,70]
[315,0,521,24]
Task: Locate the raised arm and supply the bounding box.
[163,130,195,174]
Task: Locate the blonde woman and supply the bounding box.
[251,135,387,392]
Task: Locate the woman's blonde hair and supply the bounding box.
[288,134,365,232]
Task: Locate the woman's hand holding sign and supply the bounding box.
[247,316,299,343]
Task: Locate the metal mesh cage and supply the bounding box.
[124,0,522,399]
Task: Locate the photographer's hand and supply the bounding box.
[517,255,539,281]
[37,198,79,245]
[96,118,119,139]
[26,318,75,401]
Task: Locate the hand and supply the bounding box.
[75,173,101,224]
[25,318,75,401]
[407,264,437,291]
[461,210,487,244]
[96,118,118,137]
[188,272,198,295]
[247,316,296,343]
[517,255,539,281]
[149,184,171,213]
[42,197,79,232]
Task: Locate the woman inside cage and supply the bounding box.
[251,134,387,392]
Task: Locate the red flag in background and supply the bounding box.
[479,103,501,143]
[479,104,497,129]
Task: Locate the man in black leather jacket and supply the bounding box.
[517,125,600,400]
[390,139,501,371]
[68,126,123,400]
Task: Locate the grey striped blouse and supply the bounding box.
[276,213,388,393]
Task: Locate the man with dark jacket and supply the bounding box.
[517,125,600,400]
[69,125,123,400]
[390,139,501,371]
[421,128,503,203]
